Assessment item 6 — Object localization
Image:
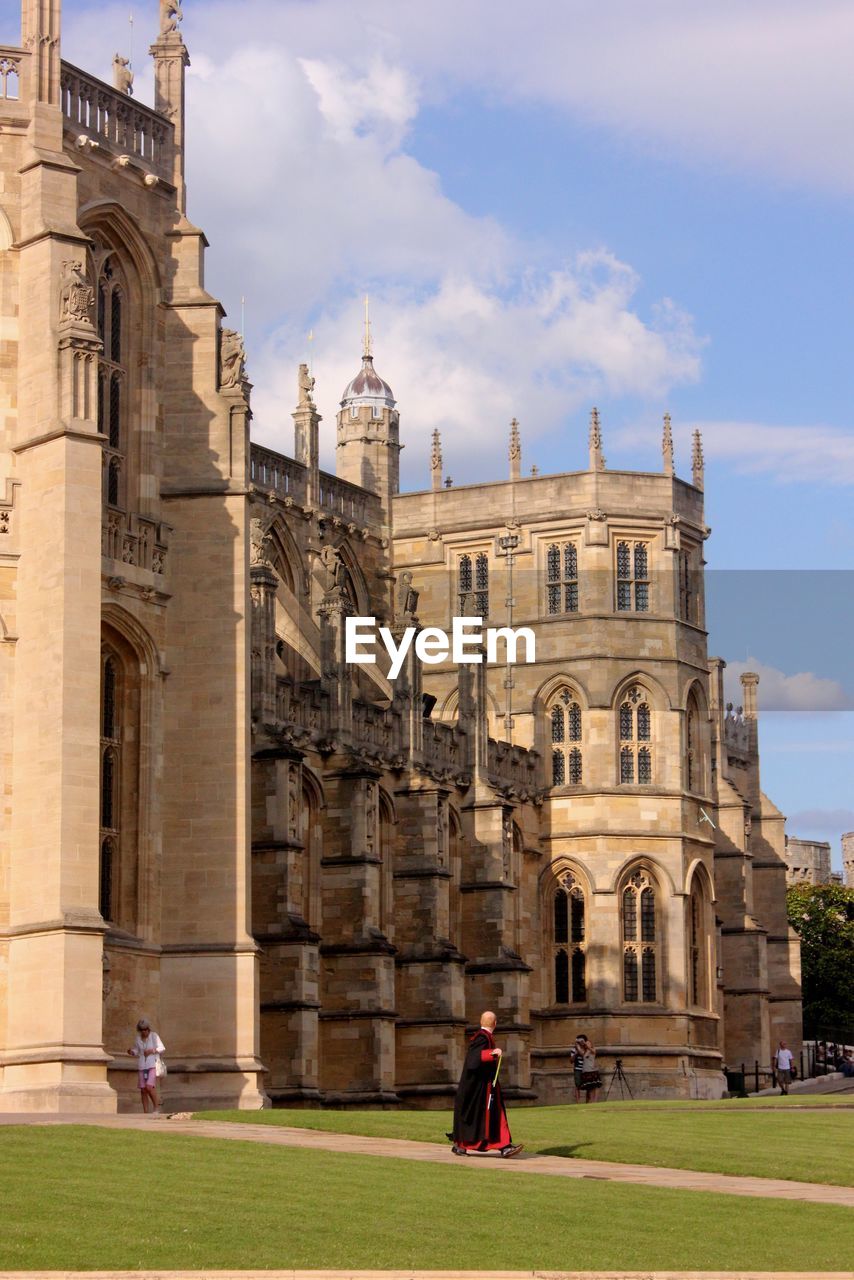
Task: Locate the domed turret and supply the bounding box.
[335,299,401,525]
[340,354,396,414]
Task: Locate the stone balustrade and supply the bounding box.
[487,736,540,797]
[250,447,308,502]
[250,443,378,527]
[421,720,467,781]
[102,508,168,574]
[60,61,172,179]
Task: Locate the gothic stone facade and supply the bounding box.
[0,3,801,1112]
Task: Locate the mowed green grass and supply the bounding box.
[199,1097,854,1187]
[1,1126,852,1273]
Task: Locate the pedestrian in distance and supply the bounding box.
[450,1011,523,1158]
[581,1035,601,1103]
[572,1034,586,1103]
[127,1017,165,1115]
[775,1040,795,1095]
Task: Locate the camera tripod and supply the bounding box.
[604,1057,634,1100]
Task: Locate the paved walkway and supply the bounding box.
[5,1112,854,1208]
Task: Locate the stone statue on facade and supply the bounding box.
[395,570,419,624]
[249,517,273,567]
[112,54,134,95]
[220,328,246,389]
[318,543,347,595]
[298,362,315,409]
[159,0,184,34]
[59,260,95,325]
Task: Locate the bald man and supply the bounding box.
[450,1011,522,1157]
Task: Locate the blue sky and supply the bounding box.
[49,0,854,864]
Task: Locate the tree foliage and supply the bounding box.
[787,883,854,1034]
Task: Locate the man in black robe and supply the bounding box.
[450,1010,523,1157]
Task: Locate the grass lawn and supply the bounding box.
[0,1126,852,1273]
[198,1097,854,1187]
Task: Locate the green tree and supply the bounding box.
[787,883,854,1034]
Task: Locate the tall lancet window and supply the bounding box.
[99,651,121,922]
[552,871,587,1004]
[458,552,489,617]
[549,688,583,786]
[622,868,659,1003]
[546,541,579,614]
[97,258,127,509]
[616,540,650,612]
[618,684,653,784]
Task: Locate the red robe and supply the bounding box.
[451,1027,512,1150]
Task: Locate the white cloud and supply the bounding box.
[250,259,702,479]
[725,658,854,712]
[61,2,854,196]
[59,4,708,485]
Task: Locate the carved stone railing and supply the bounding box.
[0,47,25,101]
[275,677,329,738]
[487,737,540,796]
[352,697,403,761]
[249,443,378,527]
[317,473,372,525]
[250,447,308,503]
[60,61,172,179]
[422,720,467,780]
[102,509,169,574]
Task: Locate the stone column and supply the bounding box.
[150,27,190,212]
[4,4,114,1108]
[393,784,466,1103]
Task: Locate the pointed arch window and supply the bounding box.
[97,257,127,511]
[688,882,710,1008]
[616,540,650,612]
[458,552,489,616]
[546,541,579,614]
[678,547,699,623]
[552,871,587,1004]
[549,689,583,786]
[685,692,705,795]
[618,685,653,784]
[622,869,659,1003]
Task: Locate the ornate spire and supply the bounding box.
[509,417,521,480]
[692,428,704,490]
[662,412,674,476]
[430,428,442,491]
[588,407,605,472]
[363,294,372,358]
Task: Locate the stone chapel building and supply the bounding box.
[0,2,801,1112]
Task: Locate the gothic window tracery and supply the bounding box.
[458,552,489,616]
[549,688,583,786]
[618,685,653,784]
[546,541,579,614]
[622,868,659,1003]
[616,540,650,612]
[551,870,587,1004]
